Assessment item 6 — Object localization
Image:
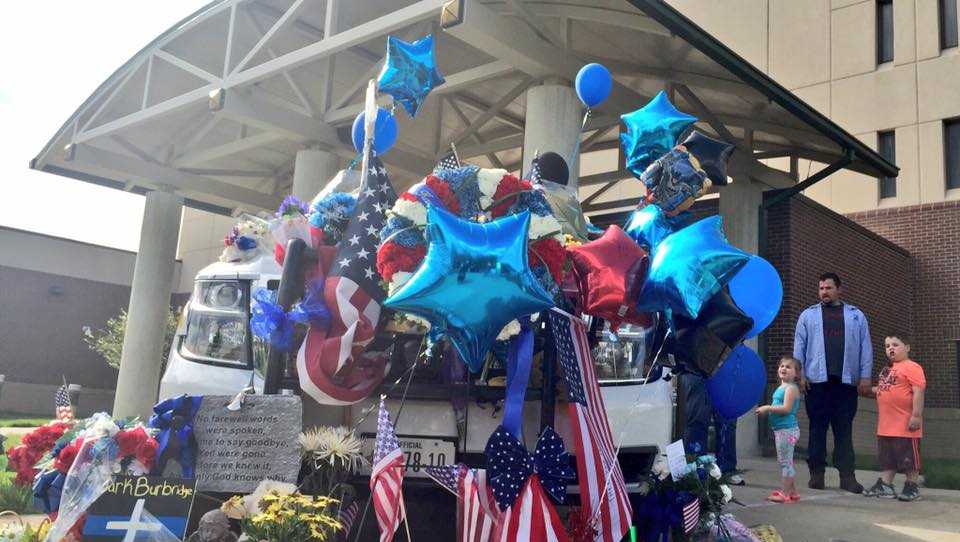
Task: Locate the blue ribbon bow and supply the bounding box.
[484,319,575,510]
[485,425,576,510]
[148,395,203,478]
[288,279,331,330]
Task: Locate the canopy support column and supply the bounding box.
[522,83,581,188]
[113,189,183,419]
[292,148,340,202]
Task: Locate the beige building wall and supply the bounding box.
[668,0,960,213]
[175,207,239,294]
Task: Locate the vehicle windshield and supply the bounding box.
[179,280,250,367]
[592,322,653,383]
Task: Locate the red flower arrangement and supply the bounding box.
[529,237,566,285]
[377,241,426,283]
[53,437,84,474]
[490,175,532,218]
[6,422,71,486]
[424,174,461,215]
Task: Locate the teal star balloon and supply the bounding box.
[620,91,697,178]
[636,216,750,319]
[377,34,445,118]
[384,207,555,372]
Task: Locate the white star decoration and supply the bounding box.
[357,211,369,222]
[339,257,350,268]
[365,225,378,236]
[357,248,370,259]
[364,188,376,197]
[364,267,375,279]
[349,234,360,246]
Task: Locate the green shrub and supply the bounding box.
[0,479,35,515]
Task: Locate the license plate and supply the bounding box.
[361,435,456,478]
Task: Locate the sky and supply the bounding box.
[0,1,209,251]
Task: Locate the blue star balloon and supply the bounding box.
[623,204,691,255]
[620,91,697,178]
[636,216,750,319]
[384,207,555,372]
[377,34,445,118]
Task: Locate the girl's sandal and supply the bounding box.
[766,490,789,503]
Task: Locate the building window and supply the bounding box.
[946,119,960,190]
[877,0,894,64]
[878,131,896,199]
[942,0,959,50]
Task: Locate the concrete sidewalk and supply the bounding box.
[731,457,960,541]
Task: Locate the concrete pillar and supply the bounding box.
[113,190,183,419]
[718,176,765,459]
[292,149,339,202]
[522,83,582,190]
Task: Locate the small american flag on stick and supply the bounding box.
[55,381,73,422]
[369,397,407,542]
[682,496,700,534]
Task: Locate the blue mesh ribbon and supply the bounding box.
[251,288,294,351]
[32,469,65,513]
[633,490,695,542]
[148,395,203,478]
[288,278,331,332]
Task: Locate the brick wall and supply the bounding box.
[763,193,915,387]
[847,201,960,407]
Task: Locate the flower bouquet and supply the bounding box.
[634,454,738,542]
[270,196,313,264]
[220,218,269,263]
[221,484,342,542]
[296,426,366,509]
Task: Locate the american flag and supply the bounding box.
[434,149,461,173]
[54,383,73,422]
[494,475,568,542]
[427,464,499,542]
[370,397,406,542]
[548,313,631,542]
[297,155,396,405]
[337,500,360,541]
[682,496,700,534]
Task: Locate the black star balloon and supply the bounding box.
[681,130,735,186]
[667,288,754,377]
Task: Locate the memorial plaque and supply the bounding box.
[192,394,302,492]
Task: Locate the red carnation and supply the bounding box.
[490,175,531,217]
[377,241,425,283]
[136,438,159,469]
[529,237,566,285]
[399,192,420,202]
[424,175,461,214]
[116,427,149,458]
[54,438,84,474]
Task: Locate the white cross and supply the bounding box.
[106,498,162,542]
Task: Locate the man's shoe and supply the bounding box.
[808,471,825,490]
[725,473,745,486]
[839,475,864,494]
[898,481,921,502]
[863,478,897,498]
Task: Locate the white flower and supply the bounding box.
[528,214,563,241]
[720,484,733,503]
[84,412,119,439]
[299,426,367,474]
[709,463,722,480]
[496,320,521,341]
[241,479,297,516]
[478,168,508,198]
[388,271,413,295]
[651,455,670,480]
[392,198,427,226]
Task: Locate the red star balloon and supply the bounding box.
[568,225,652,331]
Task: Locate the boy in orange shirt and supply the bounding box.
[862,334,926,501]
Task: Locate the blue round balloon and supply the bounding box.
[352,107,398,155]
[575,63,612,108]
[706,344,766,420]
[728,256,783,339]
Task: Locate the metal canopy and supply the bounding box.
[31,0,897,217]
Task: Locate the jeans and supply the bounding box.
[804,378,858,476]
[680,373,738,474]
